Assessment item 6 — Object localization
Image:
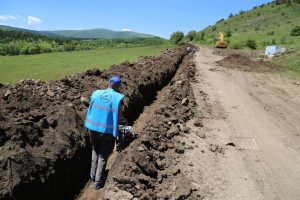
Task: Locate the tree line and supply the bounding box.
[0,29,165,56]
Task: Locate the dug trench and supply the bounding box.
[99,49,200,199]
[0,44,198,200]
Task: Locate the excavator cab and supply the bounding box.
[215,32,228,48]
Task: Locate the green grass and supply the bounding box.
[0,45,174,83]
[272,50,300,74]
[199,3,300,50]
[194,2,300,76]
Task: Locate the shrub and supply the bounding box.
[255,27,260,31]
[212,26,217,31]
[195,31,205,41]
[231,42,244,49]
[290,26,300,36]
[186,30,197,41]
[246,39,257,49]
[170,31,184,45]
[272,39,276,44]
[0,45,6,55]
[178,39,185,46]
[267,31,275,35]
[225,30,232,37]
[28,45,41,54]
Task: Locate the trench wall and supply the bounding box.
[0,46,192,200]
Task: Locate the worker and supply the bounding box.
[84,76,124,190]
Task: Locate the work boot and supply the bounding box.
[90,174,95,182]
[94,182,104,190]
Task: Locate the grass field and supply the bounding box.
[0,45,174,83]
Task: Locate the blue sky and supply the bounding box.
[0,0,271,38]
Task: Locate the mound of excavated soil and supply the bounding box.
[0,46,192,200]
[216,54,286,73]
[102,53,201,199]
[214,48,262,60]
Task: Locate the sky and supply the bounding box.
[0,0,272,38]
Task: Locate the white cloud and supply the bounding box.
[122,28,132,32]
[27,16,42,26]
[0,15,18,23]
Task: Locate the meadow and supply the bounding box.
[0,45,174,83]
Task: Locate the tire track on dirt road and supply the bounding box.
[181,46,300,200]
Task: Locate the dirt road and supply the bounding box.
[182,46,300,200]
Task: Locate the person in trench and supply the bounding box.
[84,76,124,190]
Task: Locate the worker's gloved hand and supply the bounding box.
[116,125,136,152]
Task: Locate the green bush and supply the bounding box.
[186,30,197,41]
[195,31,205,41]
[170,31,184,45]
[246,39,257,50]
[225,30,232,37]
[231,42,244,49]
[267,31,275,35]
[0,45,6,55]
[290,26,300,36]
[212,26,217,31]
[28,45,41,54]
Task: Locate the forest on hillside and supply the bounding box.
[0,29,165,56]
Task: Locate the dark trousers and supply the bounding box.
[89,130,115,183]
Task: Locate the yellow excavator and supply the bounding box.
[215,32,228,48]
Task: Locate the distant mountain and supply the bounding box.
[0,25,156,39]
[44,28,155,39]
[0,25,58,37]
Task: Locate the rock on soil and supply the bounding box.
[0,46,192,200]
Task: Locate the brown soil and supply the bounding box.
[0,46,192,200]
[213,48,262,59]
[100,53,200,199]
[216,54,286,72]
[184,46,300,200]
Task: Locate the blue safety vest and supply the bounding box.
[84,88,124,138]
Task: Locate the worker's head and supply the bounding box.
[108,76,121,91]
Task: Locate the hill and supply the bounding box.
[44,28,155,39]
[0,25,58,37]
[0,25,155,39]
[189,1,300,75]
[196,1,300,50]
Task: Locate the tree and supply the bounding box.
[170,31,184,45]
[195,31,205,41]
[186,30,197,41]
[228,13,234,18]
